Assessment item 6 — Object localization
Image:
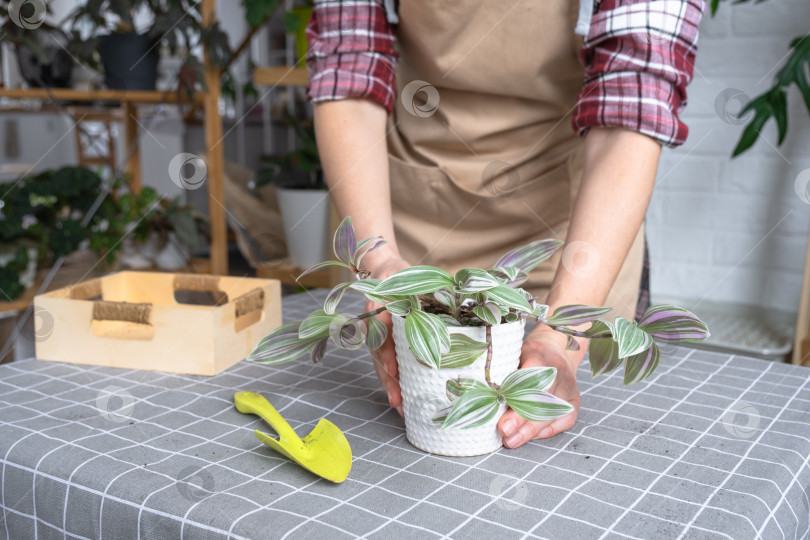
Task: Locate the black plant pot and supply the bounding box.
[97,33,159,91]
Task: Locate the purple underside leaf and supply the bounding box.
[588,336,622,377]
[638,304,710,342]
[309,338,328,364]
[543,304,614,327]
[333,216,357,265]
[493,238,564,273]
[355,238,386,268]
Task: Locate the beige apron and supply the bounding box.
[386,0,645,321]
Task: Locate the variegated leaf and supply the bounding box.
[445,377,490,401]
[531,303,549,319]
[542,305,613,327]
[588,337,622,377]
[502,389,574,422]
[404,310,451,369]
[583,319,613,339]
[328,314,366,350]
[298,309,335,339]
[333,216,357,265]
[247,322,319,364]
[355,239,387,268]
[484,285,532,313]
[637,304,710,342]
[441,388,501,430]
[493,238,564,272]
[297,260,350,282]
[440,334,489,368]
[309,338,328,364]
[473,304,501,325]
[356,235,384,252]
[323,282,352,314]
[374,266,455,296]
[433,289,458,314]
[623,343,661,385]
[385,298,413,317]
[454,268,501,293]
[488,266,519,282]
[348,278,396,304]
[612,317,653,359]
[365,315,388,350]
[499,367,557,395]
[437,314,463,326]
[505,312,520,323]
[566,335,580,351]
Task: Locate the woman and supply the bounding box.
[305,0,703,448]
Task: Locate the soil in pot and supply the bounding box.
[391,315,526,456]
[98,33,158,91]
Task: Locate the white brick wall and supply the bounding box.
[647,0,810,313]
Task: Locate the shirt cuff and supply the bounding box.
[572,0,704,148]
[307,52,397,114]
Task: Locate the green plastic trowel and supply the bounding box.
[234,392,352,483]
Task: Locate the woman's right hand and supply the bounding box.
[362,246,410,417]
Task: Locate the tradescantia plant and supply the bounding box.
[247,217,710,430]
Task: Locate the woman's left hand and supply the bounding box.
[496,329,586,448]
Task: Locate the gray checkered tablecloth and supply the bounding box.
[1,289,809,539]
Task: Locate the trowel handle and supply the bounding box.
[234,392,303,445]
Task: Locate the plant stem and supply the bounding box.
[484,324,500,390]
[355,306,387,320]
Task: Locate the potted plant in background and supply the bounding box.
[252,110,329,269]
[65,0,232,91]
[247,218,711,456]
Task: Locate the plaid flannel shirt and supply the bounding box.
[305,0,704,148]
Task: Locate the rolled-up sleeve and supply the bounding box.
[305,0,399,113]
[572,0,705,147]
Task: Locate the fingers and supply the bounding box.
[498,408,578,448]
[367,301,403,416]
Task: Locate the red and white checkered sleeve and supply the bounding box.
[572,0,705,148]
[305,0,399,113]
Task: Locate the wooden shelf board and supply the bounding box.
[0,88,205,104]
[254,67,308,87]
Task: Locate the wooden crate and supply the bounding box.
[34,271,281,375]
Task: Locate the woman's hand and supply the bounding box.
[496,329,586,448]
[362,247,410,416]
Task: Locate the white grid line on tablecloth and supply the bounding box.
[1,290,808,539]
[598,358,774,538]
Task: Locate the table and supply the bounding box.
[1,290,808,539]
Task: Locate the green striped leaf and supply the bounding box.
[384,298,414,317]
[611,317,654,359]
[297,260,350,282]
[328,314,366,350]
[441,387,501,430]
[488,266,529,287]
[473,303,501,325]
[298,309,335,339]
[365,315,388,350]
[437,314,463,326]
[404,310,451,369]
[637,305,710,342]
[454,268,501,293]
[247,322,320,365]
[349,278,398,304]
[543,305,614,326]
[433,289,458,314]
[445,377,490,401]
[623,343,661,385]
[502,388,574,422]
[583,320,613,339]
[309,338,328,365]
[588,336,622,377]
[499,367,557,395]
[440,334,489,368]
[374,266,455,296]
[323,282,352,314]
[484,285,532,313]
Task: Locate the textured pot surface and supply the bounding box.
[392,315,525,456]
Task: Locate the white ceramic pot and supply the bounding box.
[275,188,330,269]
[153,232,189,270]
[391,315,526,456]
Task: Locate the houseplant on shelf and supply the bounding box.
[246,217,711,456]
[65,0,232,91]
[252,110,329,269]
